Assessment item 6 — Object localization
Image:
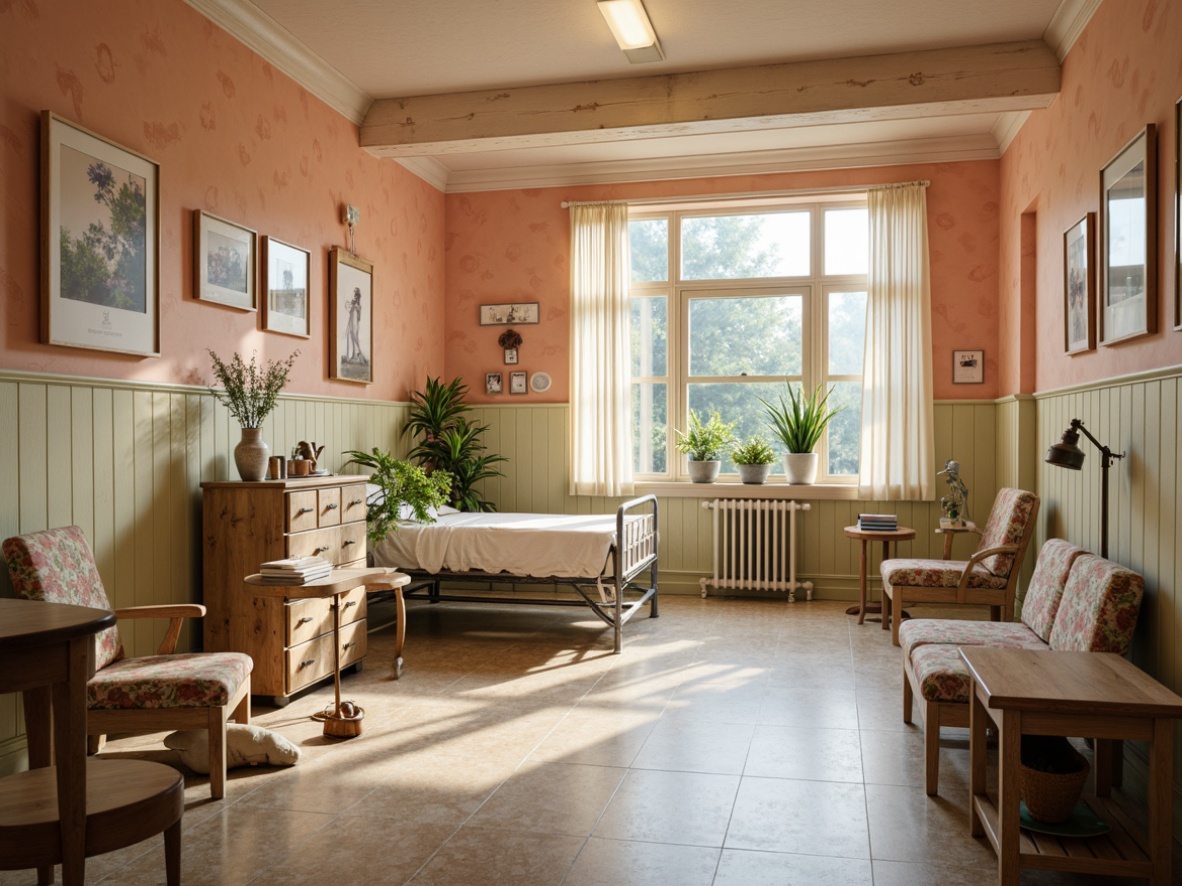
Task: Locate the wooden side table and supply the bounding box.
[934,520,978,560]
[0,598,184,886]
[962,647,1182,885]
[246,568,410,737]
[843,526,915,625]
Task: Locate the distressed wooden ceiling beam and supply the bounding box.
[361,40,1059,158]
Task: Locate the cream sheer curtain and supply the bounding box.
[569,202,635,497]
[858,182,935,501]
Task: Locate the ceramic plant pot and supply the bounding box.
[783,452,818,485]
[737,463,772,485]
[687,460,721,483]
[234,428,270,482]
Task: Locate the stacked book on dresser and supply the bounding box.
[257,556,333,585]
[857,513,898,532]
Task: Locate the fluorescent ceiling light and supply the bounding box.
[597,0,664,63]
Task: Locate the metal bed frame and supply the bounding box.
[396,495,659,652]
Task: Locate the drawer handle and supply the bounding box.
[296,616,314,625]
[342,642,356,651]
[349,498,364,507]
[313,546,329,555]
[343,600,357,610]
[325,502,339,510]
[298,658,316,669]
[343,539,356,547]
[296,507,313,516]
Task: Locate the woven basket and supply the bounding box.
[1019,751,1090,823]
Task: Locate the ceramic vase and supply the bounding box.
[737,463,772,485]
[783,452,818,485]
[234,428,270,482]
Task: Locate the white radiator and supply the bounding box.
[699,499,813,601]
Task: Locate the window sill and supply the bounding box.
[633,481,860,500]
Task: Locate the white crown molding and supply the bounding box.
[1044,0,1102,62]
[395,156,452,192]
[182,0,372,124]
[992,111,1032,154]
[439,134,1001,193]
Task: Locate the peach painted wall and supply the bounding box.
[0,0,444,402]
[445,162,1001,404]
[999,0,1182,395]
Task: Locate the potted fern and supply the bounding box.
[731,435,777,484]
[675,410,736,483]
[342,447,452,544]
[761,383,842,485]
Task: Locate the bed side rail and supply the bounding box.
[617,494,658,579]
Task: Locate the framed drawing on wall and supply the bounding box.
[262,237,311,338]
[1063,213,1096,354]
[479,302,539,325]
[1099,123,1156,345]
[41,111,160,356]
[952,350,984,384]
[194,210,257,311]
[328,247,373,384]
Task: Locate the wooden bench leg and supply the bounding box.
[902,664,913,725]
[209,707,228,800]
[924,699,941,795]
[891,592,904,646]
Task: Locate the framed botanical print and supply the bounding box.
[1099,123,1157,345]
[328,247,373,384]
[194,210,257,311]
[262,236,311,338]
[41,111,160,356]
[1063,213,1096,354]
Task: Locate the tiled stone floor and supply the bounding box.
[6,595,1178,884]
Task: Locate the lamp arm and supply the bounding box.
[1070,419,1124,466]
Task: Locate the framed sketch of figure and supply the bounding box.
[329,247,373,384]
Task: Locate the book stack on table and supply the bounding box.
[257,557,333,585]
[857,513,898,532]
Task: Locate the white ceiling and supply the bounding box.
[186,0,1100,191]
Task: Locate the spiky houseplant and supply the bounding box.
[342,447,452,544]
[402,376,506,512]
[760,383,842,454]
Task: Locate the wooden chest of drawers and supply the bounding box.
[201,476,370,703]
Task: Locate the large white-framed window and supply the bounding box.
[630,198,868,483]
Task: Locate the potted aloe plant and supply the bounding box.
[731,435,777,484]
[675,410,736,483]
[761,383,842,485]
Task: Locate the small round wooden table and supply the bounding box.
[843,525,916,625]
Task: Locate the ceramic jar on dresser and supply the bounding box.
[201,476,369,705]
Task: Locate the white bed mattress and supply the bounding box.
[371,511,625,579]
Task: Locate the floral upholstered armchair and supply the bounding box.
[879,488,1040,645]
[3,526,253,799]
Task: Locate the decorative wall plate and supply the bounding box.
[530,372,552,393]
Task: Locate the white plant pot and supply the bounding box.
[687,460,721,483]
[783,452,818,485]
[737,463,772,485]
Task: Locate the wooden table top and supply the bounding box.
[960,648,1182,718]
[244,567,410,599]
[0,598,115,650]
[843,525,916,541]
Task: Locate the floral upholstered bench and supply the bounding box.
[899,538,1144,795]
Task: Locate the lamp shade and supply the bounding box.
[1045,427,1086,470]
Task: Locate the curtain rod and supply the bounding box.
[560,180,929,209]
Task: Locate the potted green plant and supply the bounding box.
[761,383,842,485]
[1018,735,1090,824]
[342,447,452,544]
[675,410,736,483]
[731,435,777,484]
[403,376,506,511]
[207,349,299,481]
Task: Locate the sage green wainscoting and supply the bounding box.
[469,401,1002,598]
[1035,366,1182,836]
[0,370,406,775]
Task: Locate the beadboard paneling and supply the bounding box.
[0,371,407,775]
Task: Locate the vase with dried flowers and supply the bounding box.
[208,349,299,481]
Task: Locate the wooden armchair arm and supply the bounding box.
[114,604,206,655]
[955,544,1019,593]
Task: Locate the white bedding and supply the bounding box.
[371,512,626,579]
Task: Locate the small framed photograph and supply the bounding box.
[504,347,518,365]
[329,247,373,384]
[194,210,257,311]
[486,372,503,394]
[1063,213,1095,354]
[1100,123,1157,345]
[952,350,984,384]
[480,302,539,325]
[41,111,160,356]
[509,371,527,394]
[262,236,310,338]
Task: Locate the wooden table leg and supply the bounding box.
[164,819,181,886]
[998,709,1021,886]
[55,635,91,886]
[393,585,405,679]
[1148,718,1173,886]
[844,539,871,623]
[969,683,986,837]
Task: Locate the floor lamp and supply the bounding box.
[1044,418,1124,558]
